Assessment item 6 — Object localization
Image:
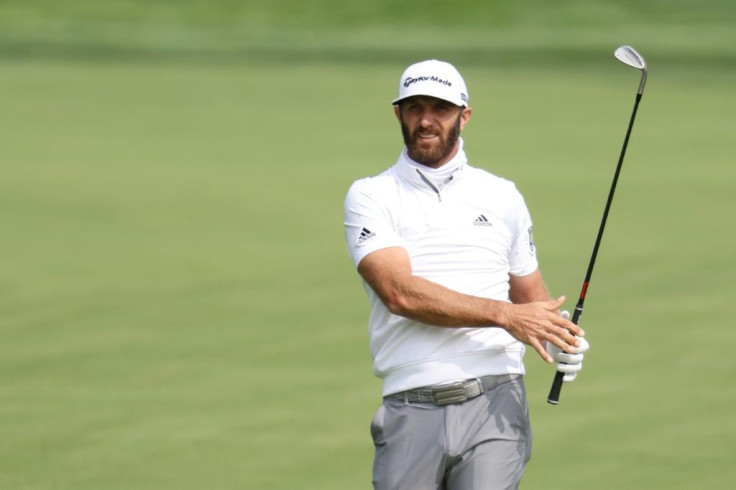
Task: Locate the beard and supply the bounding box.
[400,112,463,167]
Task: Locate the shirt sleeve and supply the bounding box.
[508,191,539,277]
[344,178,406,268]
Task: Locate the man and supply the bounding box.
[343,59,589,490]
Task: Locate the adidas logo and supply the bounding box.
[356,227,376,246]
[473,214,493,227]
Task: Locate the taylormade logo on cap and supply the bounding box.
[403,75,452,88]
[392,59,469,107]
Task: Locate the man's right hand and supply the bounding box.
[501,296,585,364]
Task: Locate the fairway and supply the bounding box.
[2,56,734,490]
[1,2,736,488]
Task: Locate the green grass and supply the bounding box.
[1,0,734,66]
[1,4,735,486]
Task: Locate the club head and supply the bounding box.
[614,45,647,70]
[614,45,648,95]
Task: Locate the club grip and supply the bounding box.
[547,370,565,405]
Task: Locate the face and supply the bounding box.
[395,96,471,168]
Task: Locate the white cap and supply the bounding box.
[392,59,469,107]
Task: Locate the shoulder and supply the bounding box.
[463,164,524,199]
[346,168,399,201]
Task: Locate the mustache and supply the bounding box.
[400,122,441,147]
[410,128,435,140]
[399,111,463,144]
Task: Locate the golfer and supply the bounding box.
[344,59,590,490]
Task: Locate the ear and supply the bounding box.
[393,105,401,121]
[459,106,472,130]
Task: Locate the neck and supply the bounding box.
[403,138,466,188]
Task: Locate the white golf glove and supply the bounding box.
[546,310,590,382]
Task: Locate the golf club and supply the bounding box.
[547,45,648,405]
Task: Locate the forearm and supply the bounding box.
[380,274,511,328]
[382,269,552,327]
[357,248,582,362]
[509,269,552,304]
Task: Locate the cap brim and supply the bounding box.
[391,94,465,107]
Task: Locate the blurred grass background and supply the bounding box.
[1,1,734,489]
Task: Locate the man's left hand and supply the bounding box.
[545,311,590,382]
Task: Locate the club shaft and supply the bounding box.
[547,92,643,405]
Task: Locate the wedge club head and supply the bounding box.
[614,45,648,95]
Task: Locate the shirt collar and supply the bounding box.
[393,138,467,191]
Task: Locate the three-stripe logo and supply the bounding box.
[473,215,493,227]
[356,227,376,246]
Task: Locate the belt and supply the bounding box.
[384,374,521,406]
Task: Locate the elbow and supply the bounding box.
[381,291,414,317]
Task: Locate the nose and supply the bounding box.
[418,107,435,127]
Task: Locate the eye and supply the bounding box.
[434,103,451,113]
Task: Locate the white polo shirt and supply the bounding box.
[344,139,539,396]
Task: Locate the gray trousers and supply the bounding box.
[371,377,532,490]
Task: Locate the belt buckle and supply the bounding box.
[431,382,467,405]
